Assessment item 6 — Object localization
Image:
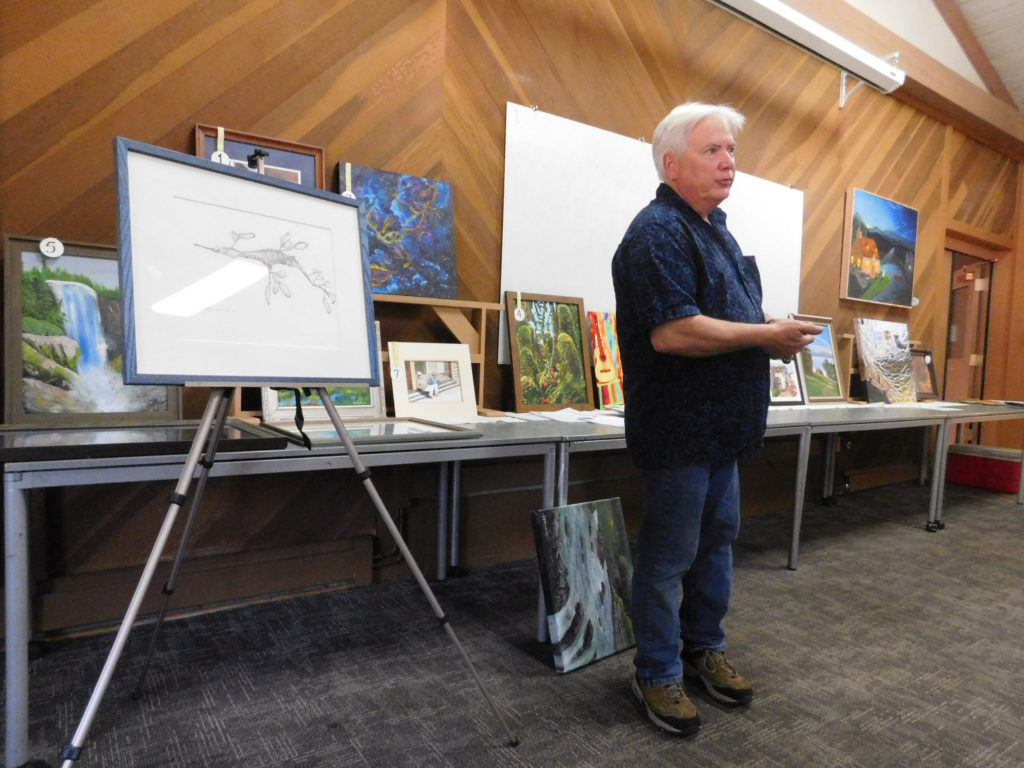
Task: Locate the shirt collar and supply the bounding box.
[656,182,728,227]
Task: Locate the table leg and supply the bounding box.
[788,429,811,570]
[4,477,30,768]
[537,447,557,643]
[449,461,461,569]
[927,421,950,531]
[436,462,450,581]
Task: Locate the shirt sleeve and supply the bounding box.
[620,221,703,332]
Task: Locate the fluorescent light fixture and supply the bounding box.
[711,0,906,93]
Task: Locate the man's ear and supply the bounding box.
[662,152,676,181]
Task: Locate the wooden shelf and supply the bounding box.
[373,294,503,407]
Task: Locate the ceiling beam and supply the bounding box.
[779,0,1024,159]
[931,0,1016,108]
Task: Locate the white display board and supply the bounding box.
[500,104,803,344]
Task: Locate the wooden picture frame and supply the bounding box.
[387,341,478,420]
[505,291,595,412]
[3,234,181,426]
[841,188,918,308]
[791,313,844,402]
[911,348,939,400]
[194,124,325,189]
[116,138,377,387]
[769,357,805,406]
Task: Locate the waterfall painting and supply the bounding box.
[532,497,635,673]
[3,235,180,425]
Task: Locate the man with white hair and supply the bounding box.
[612,102,819,736]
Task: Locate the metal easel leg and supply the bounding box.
[317,389,519,747]
[132,387,235,699]
[58,389,230,767]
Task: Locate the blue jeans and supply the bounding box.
[631,461,741,686]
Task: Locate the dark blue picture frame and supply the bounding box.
[115,137,378,387]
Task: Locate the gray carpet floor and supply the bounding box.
[7,480,1024,767]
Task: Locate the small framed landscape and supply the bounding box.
[117,138,377,388]
[387,341,477,420]
[505,292,594,412]
[194,124,325,189]
[791,314,844,402]
[3,234,181,426]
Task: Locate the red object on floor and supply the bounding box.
[946,446,1021,494]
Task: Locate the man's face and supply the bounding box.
[662,118,737,217]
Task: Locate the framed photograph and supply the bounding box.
[116,137,378,387]
[841,188,918,308]
[264,416,480,446]
[505,292,595,412]
[769,357,805,406]
[3,234,181,426]
[791,313,844,402]
[588,311,624,409]
[911,348,939,400]
[194,124,325,189]
[337,162,457,299]
[853,317,915,403]
[387,341,477,420]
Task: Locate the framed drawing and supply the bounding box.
[791,313,844,402]
[3,234,181,426]
[505,292,595,412]
[769,357,805,406]
[532,497,635,673]
[588,311,624,409]
[337,162,457,299]
[911,348,939,400]
[194,124,325,189]
[853,317,915,403]
[841,188,918,308]
[116,138,377,387]
[264,416,480,446]
[387,341,477,420]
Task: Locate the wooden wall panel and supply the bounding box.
[948,131,1018,235]
[444,0,957,404]
[3,0,1024,630]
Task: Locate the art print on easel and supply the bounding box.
[841,188,918,308]
[117,139,378,387]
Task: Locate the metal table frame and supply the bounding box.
[4,427,561,768]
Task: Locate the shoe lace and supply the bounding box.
[706,651,739,679]
[665,683,686,703]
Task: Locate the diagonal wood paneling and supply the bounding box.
[2,0,1023,628]
[442,0,976,404]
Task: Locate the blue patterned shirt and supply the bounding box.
[611,183,769,468]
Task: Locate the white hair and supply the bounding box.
[651,102,746,182]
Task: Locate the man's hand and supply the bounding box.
[763,319,822,360]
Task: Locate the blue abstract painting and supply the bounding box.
[337,162,457,299]
[532,497,635,673]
